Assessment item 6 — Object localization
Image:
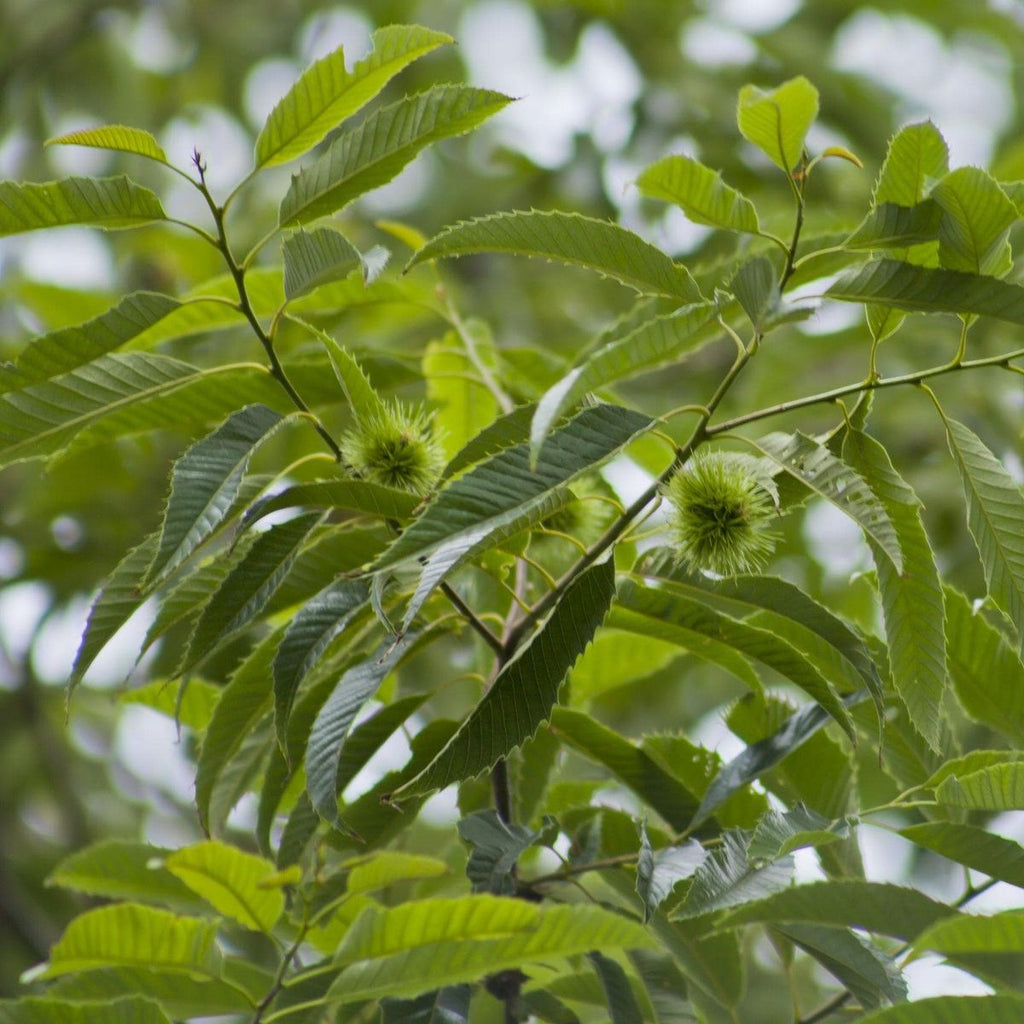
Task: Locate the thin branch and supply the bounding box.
[440,581,504,656]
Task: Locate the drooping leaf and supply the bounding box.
[844,201,943,251]
[736,76,819,172]
[674,831,793,918]
[945,587,1024,743]
[588,951,644,1024]
[458,810,544,895]
[394,558,615,798]
[777,924,907,1010]
[147,404,285,586]
[901,822,1024,890]
[827,259,1024,324]
[752,430,903,571]
[0,997,172,1024]
[720,882,956,942]
[181,512,322,672]
[45,125,168,163]
[874,122,950,206]
[931,167,1017,274]
[306,636,412,824]
[0,292,180,390]
[282,228,364,300]
[326,898,653,1002]
[279,85,510,225]
[26,904,220,980]
[0,176,165,235]
[637,155,759,233]
[635,821,706,923]
[935,763,1024,810]
[844,428,946,750]
[529,302,717,463]
[163,841,283,933]
[940,415,1024,653]
[245,478,421,526]
[255,24,452,167]
[407,210,702,303]
[273,578,369,746]
[860,996,1024,1023]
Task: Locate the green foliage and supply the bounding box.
[5,11,1024,1023]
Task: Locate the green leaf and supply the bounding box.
[752,430,903,572]
[345,850,449,895]
[148,404,285,586]
[845,201,943,251]
[458,810,545,895]
[914,911,1024,955]
[827,259,1024,324]
[246,478,421,526]
[0,292,180,390]
[163,840,283,933]
[866,304,906,344]
[282,228,364,301]
[530,302,717,463]
[440,403,536,481]
[945,587,1024,743]
[312,329,387,425]
[777,924,906,1010]
[120,678,219,732]
[255,24,452,168]
[635,821,706,923]
[381,987,472,1024]
[274,579,369,747]
[936,763,1024,810]
[718,881,956,941]
[860,996,1024,1023]
[327,898,653,1002]
[407,210,702,303]
[46,125,169,164]
[844,429,946,751]
[550,708,699,831]
[588,951,644,1024]
[874,122,949,206]
[931,167,1017,274]
[615,580,855,742]
[306,636,413,824]
[674,831,793,918]
[901,822,1024,889]
[0,997,172,1024]
[394,559,615,798]
[922,750,1024,793]
[46,840,201,911]
[182,512,321,672]
[736,76,819,172]
[730,255,778,331]
[747,806,850,862]
[0,176,165,235]
[941,415,1024,653]
[279,85,510,225]
[637,155,759,233]
[569,628,680,705]
[28,903,220,980]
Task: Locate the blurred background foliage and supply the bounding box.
[1,0,1023,1001]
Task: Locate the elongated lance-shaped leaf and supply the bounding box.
[940,414,1024,654]
[0,997,174,1024]
[282,227,364,300]
[530,302,717,463]
[0,291,180,391]
[25,903,221,981]
[181,512,322,674]
[945,586,1024,743]
[827,259,1024,324]
[69,532,158,696]
[147,404,285,586]
[901,821,1024,890]
[255,24,452,168]
[246,478,421,527]
[588,951,645,1024]
[393,559,615,798]
[674,831,794,919]
[0,175,165,235]
[635,821,706,923]
[736,76,819,172]
[752,430,903,572]
[440,402,536,480]
[616,580,855,741]
[163,840,283,933]
[936,762,1024,810]
[279,85,510,225]
[844,201,943,251]
[637,154,760,233]
[931,167,1017,274]
[844,429,946,750]
[408,210,702,303]
[372,405,651,575]
[311,327,387,425]
[874,121,949,206]
[46,125,169,164]
[306,636,413,823]
[274,578,369,747]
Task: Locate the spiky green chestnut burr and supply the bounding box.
[341,403,444,494]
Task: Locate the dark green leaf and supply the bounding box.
[380,986,472,1024]
[282,227,364,300]
[588,951,644,1024]
[245,478,421,526]
[635,821,706,923]
[901,822,1024,889]
[458,810,542,895]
